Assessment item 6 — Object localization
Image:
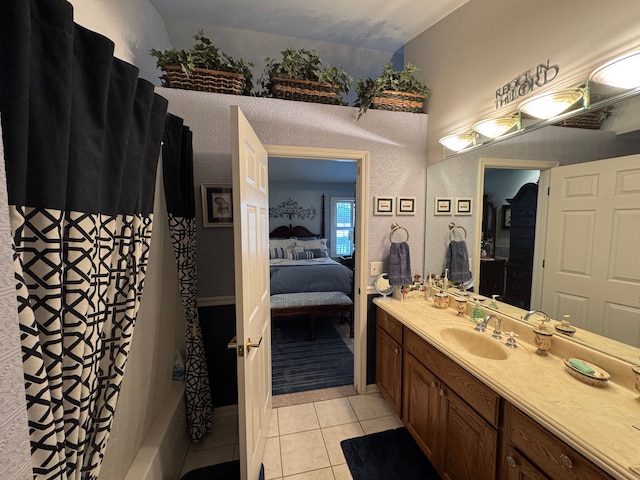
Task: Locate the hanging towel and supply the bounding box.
[446,240,472,283]
[388,241,412,286]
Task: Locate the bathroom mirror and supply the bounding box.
[426,88,640,365]
[374,273,394,299]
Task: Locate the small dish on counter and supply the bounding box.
[563,358,610,387]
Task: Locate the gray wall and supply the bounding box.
[158,88,428,301]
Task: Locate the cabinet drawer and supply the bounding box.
[376,309,403,343]
[505,403,614,480]
[404,329,500,427]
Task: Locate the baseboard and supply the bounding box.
[214,404,238,418]
[124,383,188,480]
[197,295,236,307]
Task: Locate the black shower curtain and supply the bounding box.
[162,114,213,442]
[0,0,168,478]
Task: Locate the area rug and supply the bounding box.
[180,459,240,479]
[272,315,353,395]
[341,427,440,480]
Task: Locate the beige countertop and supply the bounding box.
[373,296,640,480]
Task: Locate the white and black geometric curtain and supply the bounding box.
[162,114,213,442]
[0,1,167,478]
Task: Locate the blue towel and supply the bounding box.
[446,240,471,283]
[388,242,412,286]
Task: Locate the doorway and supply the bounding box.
[265,145,370,396]
[474,158,557,307]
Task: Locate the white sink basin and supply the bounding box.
[440,326,508,360]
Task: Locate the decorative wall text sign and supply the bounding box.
[495,60,560,109]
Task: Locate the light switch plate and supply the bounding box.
[370,261,383,276]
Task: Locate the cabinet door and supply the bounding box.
[505,403,614,480]
[376,326,402,415]
[441,386,497,480]
[402,353,442,466]
[503,448,549,480]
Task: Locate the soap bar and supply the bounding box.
[568,358,595,375]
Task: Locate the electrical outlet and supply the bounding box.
[370,261,383,276]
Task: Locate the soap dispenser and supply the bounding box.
[490,294,499,310]
[532,317,553,356]
[554,314,576,337]
[470,297,485,324]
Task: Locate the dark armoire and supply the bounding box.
[503,182,538,309]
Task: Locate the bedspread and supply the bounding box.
[269,257,353,294]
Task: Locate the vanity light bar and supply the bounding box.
[440,47,640,158]
[517,88,586,120]
[589,50,640,89]
[438,132,478,152]
[472,113,521,138]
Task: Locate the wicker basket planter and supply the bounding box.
[371,90,425,113]
[552,110,608,130]
[270,77,341,105]
[162,65,245,95]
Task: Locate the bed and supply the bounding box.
[269,224,354,339]
[268,224,353,295]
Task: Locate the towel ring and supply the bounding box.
[390,222,409,242]
[448,222,467,240]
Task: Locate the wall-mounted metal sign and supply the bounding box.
[495,60,560,109]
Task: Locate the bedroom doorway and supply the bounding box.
[265,145,369,396]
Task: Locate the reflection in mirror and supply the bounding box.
[427,90,640,365]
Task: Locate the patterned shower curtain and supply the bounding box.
[0,1,167,478]
[162,114,213,441]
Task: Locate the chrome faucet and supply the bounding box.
[523,310,550,323]
[475,314,502,339]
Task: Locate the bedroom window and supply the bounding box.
[332,198,355,256]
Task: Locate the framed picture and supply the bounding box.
[502,205,512,228]
[397,196,416,215]
[374,196,394,215]
[434,197,452,216]
[201,184,233,227]
[455,197,473,216]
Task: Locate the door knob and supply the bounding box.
[246,336,263,353]
[227,335,244,357]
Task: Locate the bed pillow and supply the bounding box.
[291,250,314,260]
[305,248,329,258]
[294,238,327,251]
[292,236,318,240]
[269,238,295,249]
[269,247,289,259]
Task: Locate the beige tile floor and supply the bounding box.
[180,391,402,479]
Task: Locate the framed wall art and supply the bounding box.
[455,197,473,215]
[502,205,512,228]
[434,197,452,216]
[397,196,416,215]
[202,184,233,227]
[374,196,394,215]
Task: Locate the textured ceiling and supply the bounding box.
[149,0,468,52]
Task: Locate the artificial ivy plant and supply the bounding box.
[355,62,430,118]
[260,48,352,104]
[150,30,254,95]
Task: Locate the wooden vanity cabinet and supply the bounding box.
[403,328,499,480]
[500,402,615,480]
[402,352,442,464]
[375,309,403,416]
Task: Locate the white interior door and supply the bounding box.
[540,154,640,346]
[231,105,272,480]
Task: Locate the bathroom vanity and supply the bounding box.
[374,297,640,480]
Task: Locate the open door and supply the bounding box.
[540,154,640,344]
[230,105,272,480]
